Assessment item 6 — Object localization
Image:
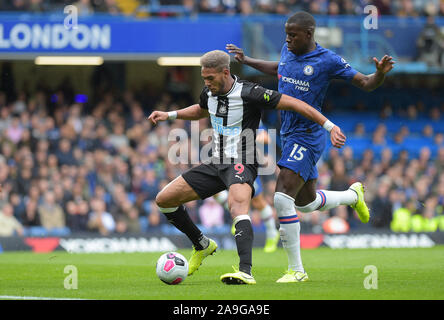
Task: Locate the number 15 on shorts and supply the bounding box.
[288,143,307,161]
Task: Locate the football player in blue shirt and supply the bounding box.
[227,11,394,283]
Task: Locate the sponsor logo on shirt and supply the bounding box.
[279,75,310,92]
[210,115,241,136]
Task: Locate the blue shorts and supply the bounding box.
[253,176,263,197]
[277,131,326,182]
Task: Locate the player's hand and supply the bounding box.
[373,55,395,74]
[226,44,246,63]
[147,111,168,125]
[330,126,346,149]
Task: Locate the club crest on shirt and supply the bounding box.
[219,104,227,114]
[218,100,228,114]
[303,65,314,76]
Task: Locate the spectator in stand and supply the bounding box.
[411,196,439,232]
[198,0,222,13]
[28,0,44,12]
[124,206,142,233]
[370,180,393,228]
[37,191,68,235]
[327,0,340,15]
[15,167,33,196]
[373,0,393,15]
[6,116,23,144]
[141,169,160,201]
[0,203,24,237]
[146,200,168,230]
[329,158,351,193]
[109,122,130,152]
[55,139,77,166]
[74,0,94,15]
[238,0,253,15]
[439,0,444,16]
[275,0,290,14]
[9,191,25,219]
[66,199,90,232]
[21,199,40,228]
[396,0,419,17]
[391,199,417,232]
[342,147,356,175]
[198,197,225,231]
[416,15,444,67]
[88,198,115,235]
[3,0,28,11]
[103,0,121,14]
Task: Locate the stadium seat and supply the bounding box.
[139,216,149,233]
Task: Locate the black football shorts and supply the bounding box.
[182,162,257,200]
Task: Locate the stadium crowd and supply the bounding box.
[1,0,444,17]
[0,66,443,238]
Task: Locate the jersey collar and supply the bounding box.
[286,42,323,60]
[218,74,238,97]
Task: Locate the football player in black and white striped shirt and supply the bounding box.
[148,50,345,284]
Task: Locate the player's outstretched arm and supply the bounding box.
[147,104,209,125]
[352,55,395,92]
[276,94,346,148]
[226,44,279,76]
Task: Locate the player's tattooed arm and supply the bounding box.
[226,44,279,76]
[276,94,346,148]
[352,55,395,92]
[147,104,209,125]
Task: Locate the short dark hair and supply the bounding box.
[287,11,316,30]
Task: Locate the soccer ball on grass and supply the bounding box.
[156,252,188,285]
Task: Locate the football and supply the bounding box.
[156,252,189,285]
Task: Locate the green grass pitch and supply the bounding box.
[1,246,443,300]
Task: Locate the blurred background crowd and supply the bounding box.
[1,0,444,17]
[0,0,443,238]
[0,64,443,237]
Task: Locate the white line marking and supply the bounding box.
[0,295,89,300]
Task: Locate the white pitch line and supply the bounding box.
[0,295,89,300]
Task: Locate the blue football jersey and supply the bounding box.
[277,42,358,138]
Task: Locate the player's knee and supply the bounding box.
[295,201,317,213]
[273,192,295,217]
[229,201,249,218]
[228,193,250,218]
[295,193,321,213]
[155,191,174,209]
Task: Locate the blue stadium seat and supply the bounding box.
[431,121,444,133]
[127,192,136,204]
[344,136,372,159]
[139,216,149,233]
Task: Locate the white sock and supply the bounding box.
[274,192,304,273]
[260,204,278,239]
[316,189,357,211]
[295,189,358,213]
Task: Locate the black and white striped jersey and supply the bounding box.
[199,75,282,166]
